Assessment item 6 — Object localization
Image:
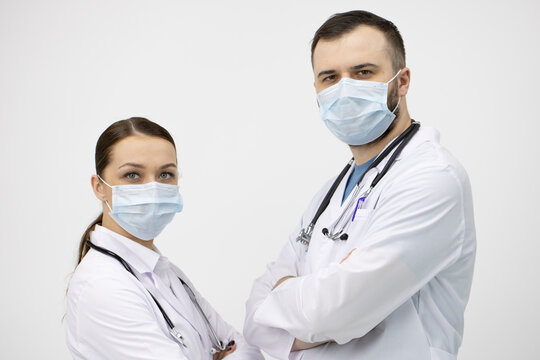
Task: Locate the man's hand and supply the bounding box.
[340,248,356,264]
[272,275,295,290]
[212,341,237,360]
[291,338,329,351]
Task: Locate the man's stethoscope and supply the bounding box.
[86,240,227,355]
[297,121,420,247]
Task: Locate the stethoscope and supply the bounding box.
[297,121,420,247]
[86,240,227,355]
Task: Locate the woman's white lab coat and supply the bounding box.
[244,126,476,360]
[66,225,263,360]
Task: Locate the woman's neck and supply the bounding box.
[101,216,155,250]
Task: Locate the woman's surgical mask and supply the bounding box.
[317,70,401,145]
[98,175,183,240]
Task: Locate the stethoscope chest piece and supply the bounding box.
[296,223,314,246]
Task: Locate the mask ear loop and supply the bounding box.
[97,174,112,188]
[387,69,402,113]
[391,97,401,113]
[387,69,402,84]
[97,175,114,212]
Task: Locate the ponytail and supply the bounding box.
[78,213,103,264]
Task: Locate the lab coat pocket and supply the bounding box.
[352,208,371,220]
[347,208,373,245]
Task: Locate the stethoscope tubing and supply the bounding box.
[86,240,225,352]
[298,121,420,245]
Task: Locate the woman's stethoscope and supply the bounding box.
[297,121,420,247]
[86,240,227,355]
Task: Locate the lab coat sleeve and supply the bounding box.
[243,181,333,359]
[253,164,468,344]
[243,235,301,360]
[74,275,189,360]
[192,286,265,360]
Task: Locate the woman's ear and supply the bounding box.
[91,175,107,202]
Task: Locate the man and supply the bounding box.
[243,10,476,360]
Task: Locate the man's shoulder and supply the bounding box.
[400,125,470,184]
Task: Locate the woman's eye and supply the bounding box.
[159,172,175,180]
[124,172,140,180]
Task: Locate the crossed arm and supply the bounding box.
[244,167,465,358]
[271,249,357,352]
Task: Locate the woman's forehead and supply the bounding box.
[109,135,177,166]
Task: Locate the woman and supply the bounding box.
[66,117,263,360]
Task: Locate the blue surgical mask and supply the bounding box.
[317,70,401,145]
[98,176,183,241]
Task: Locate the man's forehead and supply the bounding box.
[312,25,391,71]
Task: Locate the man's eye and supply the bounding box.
[356,70,371,76]
[323,74,337,82]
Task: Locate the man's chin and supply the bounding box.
[358,115,399,147]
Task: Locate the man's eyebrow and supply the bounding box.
[317,63,379,78]
[350,63,378,70]
[317,69,337,78]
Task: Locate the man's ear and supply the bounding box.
[397,67,411,97]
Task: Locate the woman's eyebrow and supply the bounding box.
[160,163,177,169]
[118,162,144,169]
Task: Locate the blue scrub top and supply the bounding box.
[342,157,375,204]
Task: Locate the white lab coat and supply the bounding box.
[66,225,263,360]
[244,126,476,360]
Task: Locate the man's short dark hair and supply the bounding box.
[311,10,406,72]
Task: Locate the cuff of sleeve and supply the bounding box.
[253,277,308,340]
[267,262,297,285]
[289,350,303,360]
[245,326,295,360]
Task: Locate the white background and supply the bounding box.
[1,0,539,359]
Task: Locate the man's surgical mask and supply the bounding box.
[98,176,183,241]
[317,70,401,146]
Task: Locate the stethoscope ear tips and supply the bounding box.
[322,228,329,235]
[340,234,348,241]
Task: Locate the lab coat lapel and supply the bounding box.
[151,270,202,333]
[328,165,377,221]
[91,230,204,340]
[167,264,210,346]
[330,124,431,218]
[328,163,354,218]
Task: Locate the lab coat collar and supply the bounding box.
[371,124,439,172]
[339,124,438,208]
[90,226,211,346]
[90,225,161,275]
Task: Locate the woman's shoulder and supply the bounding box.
[67,249,145,307]
[65,249,170,356]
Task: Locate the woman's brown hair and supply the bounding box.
[77,117,176,264]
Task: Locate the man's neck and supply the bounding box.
[349,114,412,165]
